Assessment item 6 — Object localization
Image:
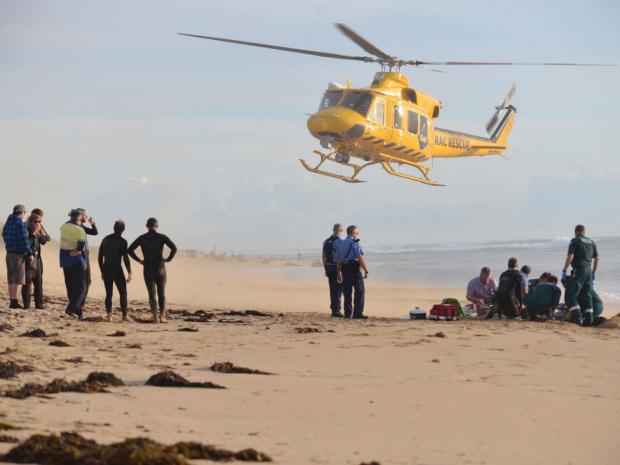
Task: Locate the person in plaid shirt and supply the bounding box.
[2,205,33,309]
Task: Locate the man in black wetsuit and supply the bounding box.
[98,220,132,322]
[128,218,177,323]
[74,208,98,315]
[490,257,524,319]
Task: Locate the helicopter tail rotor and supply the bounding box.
[485,84,517,135]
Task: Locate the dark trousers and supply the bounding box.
[565,268,593,325]
[144,264,166,316]
[63,265,86,317]
[103,266,128,316]
[325,266,342,313]
[22,265,42,309]
[79,260,92,313]
[342,263,364,318]
[34,256,44,307]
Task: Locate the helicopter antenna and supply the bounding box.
[178,24,616,70]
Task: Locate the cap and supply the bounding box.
[12,204,26,215]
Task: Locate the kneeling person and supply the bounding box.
[526,274,561,320]
[98,220,132,321]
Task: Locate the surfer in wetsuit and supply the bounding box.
[128,218,177,323]
[98,220,132,322]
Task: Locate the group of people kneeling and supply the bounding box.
[3,204,177,323]
[466,225,603,326]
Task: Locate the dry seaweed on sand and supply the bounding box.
[295,327,321,334]
[0,361,34,379]
[0,323,14,333]
[81,316,107,322]
[360,462,381,465]
[18,328,47,338]
[210,362,273,375]
[126,343,142,349]
[220,310,271,317]
[49,340,71,347]
[107,330,126,337]
[146,370,225,389]
[0,423,21,431]
[177,327,199,332]
[429,331,446,338]
[0,434,19,443]
[0,432,272,465]
[2,372,124,400]
[63,357,84,363]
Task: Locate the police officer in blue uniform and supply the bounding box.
[562,224,600,326]
[323,223,344,317]
[336,225,369,319]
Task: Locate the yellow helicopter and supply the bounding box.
[179,24,613,186]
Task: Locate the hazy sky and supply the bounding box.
[1,0,619,251]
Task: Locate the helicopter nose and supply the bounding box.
[307,108,366,140]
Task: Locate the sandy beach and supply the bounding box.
[1,244,620,465]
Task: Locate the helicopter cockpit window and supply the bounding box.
[341,92,374,117]
[318,90,343,111]
[407,110,419,134]
[393,105,403,129]
[368,98,385,124]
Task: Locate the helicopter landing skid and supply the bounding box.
[381,161,444,187]
[299,150,378,183]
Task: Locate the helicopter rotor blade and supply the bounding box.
[177,33,378,63]
[334,23,392,60]
[406,60,616,67]
[485,84,517,135]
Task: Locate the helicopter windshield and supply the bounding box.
[318,90,343,111]
[340,92,374,117]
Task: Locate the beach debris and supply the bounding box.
[63,357,84,364]
[107,330,126,337]
[49,340,71,347]
[295,327,321,334]
[0,323,14,333]
[177,327,199,332]
[220,310,271,317]
[0,423,20,431]
[360,462,381,465]
[431,358,441,363]
[210,362,273,375]
[126,343,142,349]
[429,331,446,338]
[0,432,272,464]
[0,361,34,379]
[2,372,124,400]
[145,370,225,389]
[18,328,47,338]
[0,434,19,443]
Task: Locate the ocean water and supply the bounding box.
[365,236,620,304]
[252,236,620,304]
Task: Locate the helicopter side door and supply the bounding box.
[388,98,404,148]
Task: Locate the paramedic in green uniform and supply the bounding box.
[562,224,600,326]
[526,274,561,320]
